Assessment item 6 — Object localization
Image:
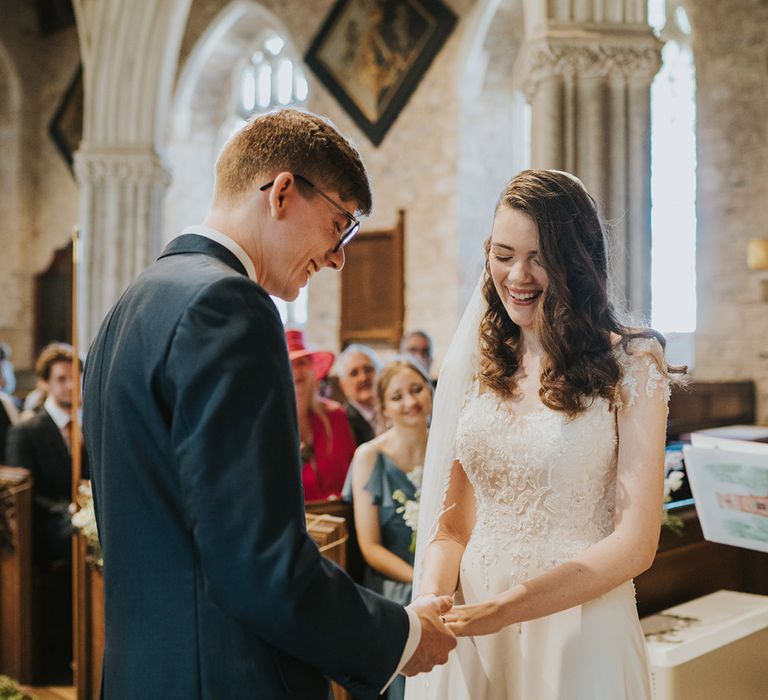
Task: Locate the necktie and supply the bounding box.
[61,421,72,454]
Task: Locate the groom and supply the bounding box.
[82,109,456,699]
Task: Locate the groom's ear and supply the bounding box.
[266,172,296,220]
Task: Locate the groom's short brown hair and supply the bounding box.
[214,108,372,215]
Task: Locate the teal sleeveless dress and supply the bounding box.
[344,452,417,700]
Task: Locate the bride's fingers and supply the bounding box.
[445,620,470,636]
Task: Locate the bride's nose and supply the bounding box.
[507,260,534,284]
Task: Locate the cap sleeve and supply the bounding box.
[616,336,671,411]
[363,452,391,508]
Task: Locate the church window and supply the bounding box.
[230,30,310,326]
[649,0,697,343]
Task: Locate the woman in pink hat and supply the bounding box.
[286,329,357,502]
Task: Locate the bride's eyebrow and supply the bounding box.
[492,242,539,255]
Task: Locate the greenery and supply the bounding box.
[0,676,33,700]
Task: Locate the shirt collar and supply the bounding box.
[180,226,258,283]
[349,399,377,426]
[45,396,72,430]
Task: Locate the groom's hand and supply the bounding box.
[401,594,457,676]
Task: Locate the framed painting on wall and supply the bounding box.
[305,0,457,146]
[49,64,83,175]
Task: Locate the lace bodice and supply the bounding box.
[454,338,670,590]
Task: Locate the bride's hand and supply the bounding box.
[442,597,507,637]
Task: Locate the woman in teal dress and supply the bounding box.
[346,357,433,699]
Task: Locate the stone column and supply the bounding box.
[72,0,192,347]
[74,148,171,343]
[516,28,661,317]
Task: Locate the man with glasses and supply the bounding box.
[83,109,455,700]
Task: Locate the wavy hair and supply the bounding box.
[479,169,682,416]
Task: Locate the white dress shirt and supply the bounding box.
[44,396,74,430]
[180,226,258,283]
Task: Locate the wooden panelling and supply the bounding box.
[0,467,32,682]
[636,505,768,617]
[340,211,404,348]
[667,381,756,439]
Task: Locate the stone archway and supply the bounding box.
[72,0,193,344]
[165,0,304,244]
[0,40,25,358]
[456,0,529,307]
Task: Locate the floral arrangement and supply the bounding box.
[392,466,422,553]
[70,481,103,567]
[0,675,32,700]
[662,455,685,534]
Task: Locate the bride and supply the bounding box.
[405,170,681,699]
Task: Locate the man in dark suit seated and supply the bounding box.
[337,344,380,445]
[82,109,455,700]
[400,330,434,378]
[5,342,89,684]
[0,390,19,459]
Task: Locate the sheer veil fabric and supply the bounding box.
[403,273,659,699]
[405,278,486,699]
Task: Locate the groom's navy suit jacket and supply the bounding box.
[83,235,409,699]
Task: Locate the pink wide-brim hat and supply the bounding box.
[285,328,335,380]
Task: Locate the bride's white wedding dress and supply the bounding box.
[408,339,667,700]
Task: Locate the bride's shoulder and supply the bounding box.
[611,330,665,361]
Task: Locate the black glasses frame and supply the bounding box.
[259,174,360,253]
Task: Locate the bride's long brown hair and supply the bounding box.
[479,169,682,416]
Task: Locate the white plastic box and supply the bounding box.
[641,590,768,700]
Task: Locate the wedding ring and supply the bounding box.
[440,615,446,623]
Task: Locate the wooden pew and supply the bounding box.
[0,466,33,682]
[74,496,361,700]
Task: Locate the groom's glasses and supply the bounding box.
[259,174,361,253]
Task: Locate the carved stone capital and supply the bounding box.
[517,37,662,99]
[74,148,172,187]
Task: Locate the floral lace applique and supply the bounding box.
[454,388,617,592]
[617,337,671,410]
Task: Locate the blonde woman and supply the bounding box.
[347,357,433,700]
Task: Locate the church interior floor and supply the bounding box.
[18,687,75,699]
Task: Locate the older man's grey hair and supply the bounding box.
[336,344,381,376]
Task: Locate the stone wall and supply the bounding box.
[689,0,768,419]
[4,0,768,417]
[170,0,505,366]
[0,1,80,371]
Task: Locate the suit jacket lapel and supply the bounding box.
[41,410,70,465]
[158,234,249,277]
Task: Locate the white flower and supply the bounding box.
[406,466,423,491]
[664,470,685,499]
[70,481,103,566]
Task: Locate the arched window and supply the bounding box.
[235,32,309,120]
[649,1,697,355]
[226,30,310,327]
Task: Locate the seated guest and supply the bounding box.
[288,329,356,502]
[0,390,19,459]
[345,357,433,700]
[0,341,16,397]
[337,343,380,445]
[21,380,46,420]
[399,329,434,376]
[5,342,89,684]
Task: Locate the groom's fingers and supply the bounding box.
[434,594,454,614]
